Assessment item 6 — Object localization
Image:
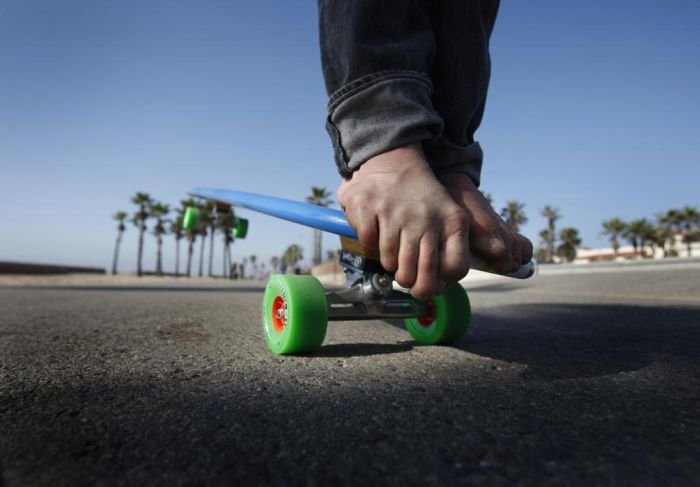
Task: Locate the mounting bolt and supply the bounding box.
[371,273,393,295]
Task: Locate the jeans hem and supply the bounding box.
[326,70,443,177]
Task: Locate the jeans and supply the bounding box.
[318,0,500,187]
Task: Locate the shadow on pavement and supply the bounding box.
[2,360,697,486]
[1,301,699,485]
[382,302,700,380]
[459,303,700,380]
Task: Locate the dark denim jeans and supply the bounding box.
[319,0,500,187]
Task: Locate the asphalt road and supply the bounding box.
[1,264,699,486]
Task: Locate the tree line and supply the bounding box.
[112,192,313,278]
[600,207,699,259]
[487,193,698,263]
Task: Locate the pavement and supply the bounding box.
[0,263,698,486]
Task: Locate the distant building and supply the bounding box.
[574,234,699,263]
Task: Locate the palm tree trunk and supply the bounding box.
[111,231,123,275]
[156,235,163,275]
[198,236,206,277]
[313,229,322,266]
[175,239,180,277]
[137,226,145,276]
[208,225,215,276]
[187,238,194,277]
[222,238,227,278]
[227,243,233,279]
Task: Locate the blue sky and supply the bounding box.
[1,1,698,273]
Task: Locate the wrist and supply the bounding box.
[357,143,429,175]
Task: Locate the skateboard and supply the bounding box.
[184,188,535,355]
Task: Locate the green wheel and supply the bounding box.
[404,284,471,345]
[183,206,200,231]
[234,218,249,239]
[262,274,328,355]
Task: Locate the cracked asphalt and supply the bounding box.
[1,264,699,486]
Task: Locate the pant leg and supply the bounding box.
[425,0,501,187]
[318,0,443,177]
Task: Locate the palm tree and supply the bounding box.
[111,211,128,275]
[647,226,668,258]
[537,229,552,263]
[131,192,153,276]
[249,254,257,279]
[218,209,235,278]
[270,256,280,273]
[181,198,198,277]
[150,202,169,276]
[601,218,627,257]
[680,206,699,256]
[197,201,214,277]
[625,218,653,257]
[657,210,683,256]
[556,227,582,262]
[306,187,333,266]
[208,205,222,277]
[541,206,561,263]
[282,244,304,271]
[170,213,184,277]
[500,200,527,233]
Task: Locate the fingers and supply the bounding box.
[438,223,470,285]
[410,234,440,300]
[379,220,399,272]
[395,231,419,290]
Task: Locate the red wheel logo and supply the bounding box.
[418,299,436,327]
[272,295,286,332]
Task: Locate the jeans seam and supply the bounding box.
[326,118,352,177]
[327,70,434,113]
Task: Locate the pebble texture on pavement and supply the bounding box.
[0,267,698,486]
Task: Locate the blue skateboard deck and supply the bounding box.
[189,187,535,279]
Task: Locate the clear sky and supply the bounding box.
[1,0,698,273]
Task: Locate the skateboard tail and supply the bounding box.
[189,188,356,238]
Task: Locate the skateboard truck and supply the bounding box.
[324,239,427,321]
[326,250,426,321]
